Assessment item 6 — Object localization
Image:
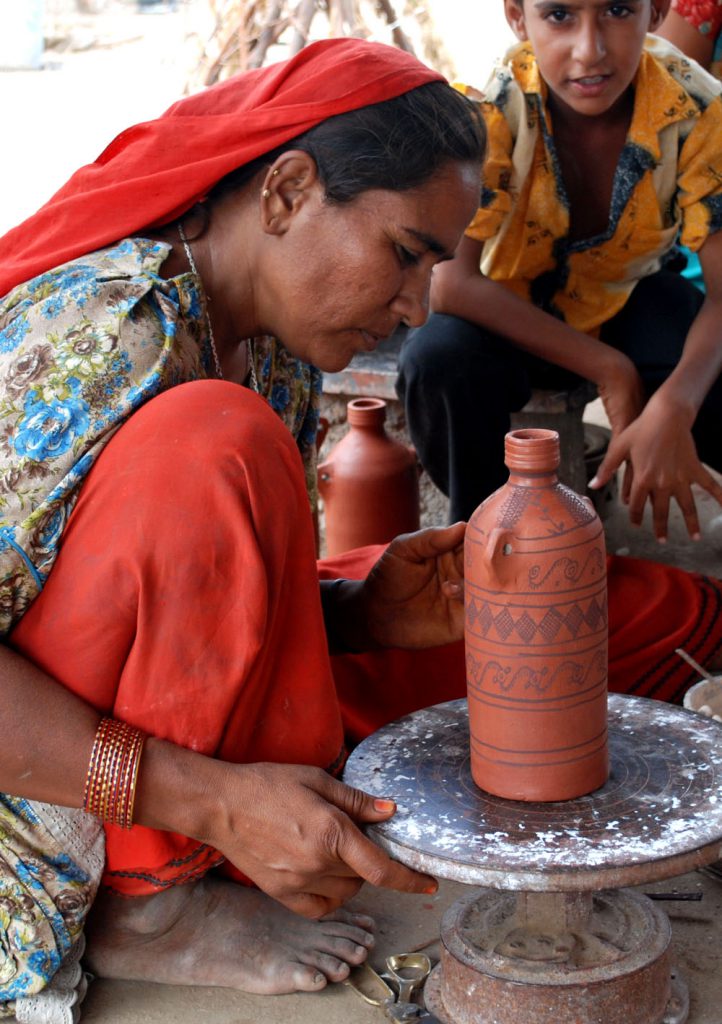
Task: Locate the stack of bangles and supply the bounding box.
[83,717,146,829]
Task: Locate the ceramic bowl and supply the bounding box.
[683,676,722,720]
[683,676,722,880]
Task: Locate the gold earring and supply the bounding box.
[272,168,280,177]
[262,188,271,199]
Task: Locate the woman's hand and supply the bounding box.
[193,760,437,919]
[361,522,466,648]
[589,392,722,541]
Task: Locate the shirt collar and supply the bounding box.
[505,38,701,157]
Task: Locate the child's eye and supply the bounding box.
[607,3,633,16]
[396,245,421,267]
[544,8,571,24]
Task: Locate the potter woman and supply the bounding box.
[0,39,484,1017]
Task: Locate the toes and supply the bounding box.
[306,933,370,968]
[305,952,353,983]
[317,911,376,951]
[329,926,375,951]
[289,965,329,993]
[323,909,376,932]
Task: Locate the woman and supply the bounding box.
[0,38,484,1018]
[659,0,722,76]
[658,0,722,291]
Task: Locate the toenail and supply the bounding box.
[355,944,367,956]
[364,933,374,946]
[314,972,325,985]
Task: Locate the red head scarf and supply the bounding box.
[0,38,444,297]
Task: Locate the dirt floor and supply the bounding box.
[82,871,722,1023]
[4,4,722,1021]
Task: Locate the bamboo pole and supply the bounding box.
[288,0,318,55]
[250,0,285,67]
[191,0,442,89]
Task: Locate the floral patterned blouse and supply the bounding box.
[0,238,321,635]
[460,36,722,334]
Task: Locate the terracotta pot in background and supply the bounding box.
[464,428,609,802]
[318,397,420,556]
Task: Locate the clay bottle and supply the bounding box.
[318,397,420,556]
[464,428,609,801]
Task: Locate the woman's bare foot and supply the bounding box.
[84,876,375,994]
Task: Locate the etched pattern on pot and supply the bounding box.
[465,429,609,802]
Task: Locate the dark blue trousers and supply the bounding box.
[397,270,720,522]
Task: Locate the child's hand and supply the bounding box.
[589,393,722,541]
[596,356,645,437]
[594,355,645,505]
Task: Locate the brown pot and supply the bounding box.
[318,398,420,557]
[464,428,609,801]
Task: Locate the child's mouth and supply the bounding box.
[569,74,610,96]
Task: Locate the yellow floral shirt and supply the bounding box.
[462,36,722,334]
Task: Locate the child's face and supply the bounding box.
[504,1,670,117]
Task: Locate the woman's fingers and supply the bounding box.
[317,776,438,895]
[388,521,466,563]
[335,824,437,896]
[323,777,399,824]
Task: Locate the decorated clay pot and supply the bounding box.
[318,398,420,556]
[464,428,609,802]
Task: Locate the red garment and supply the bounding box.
[320,546,722,746]
[11,383,346,895]
[0,39,443,297]
[672,0,722,36]
[10,386,722,894]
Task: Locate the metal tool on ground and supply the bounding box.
[345,955,442,1022]
[344,694,722,1024]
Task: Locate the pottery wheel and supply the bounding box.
[343,694,722,891]
[345,695,722,1023]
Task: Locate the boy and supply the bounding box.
[397,0,722,542]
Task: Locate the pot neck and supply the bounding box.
[504,428,560,485]
[507,468,559,488]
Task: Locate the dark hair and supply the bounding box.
[208,80,485,205]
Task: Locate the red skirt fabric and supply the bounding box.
[321,545,722,746]
[11,382,346,896]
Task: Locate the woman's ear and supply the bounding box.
[648,0,673,32]
[259,151,321,236]
[504,0,527,41]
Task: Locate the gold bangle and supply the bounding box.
[83,717,146,829]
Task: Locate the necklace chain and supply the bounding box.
[178,222,258,392]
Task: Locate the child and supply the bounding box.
[397,0,722,542]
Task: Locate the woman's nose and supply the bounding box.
[391,274,430,329]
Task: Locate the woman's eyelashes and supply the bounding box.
[396,243,422,267]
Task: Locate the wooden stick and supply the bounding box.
[250,0,285,67]
[289,0,318,55]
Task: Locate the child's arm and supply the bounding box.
[432,235,646,440]
[591,230,722,542]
